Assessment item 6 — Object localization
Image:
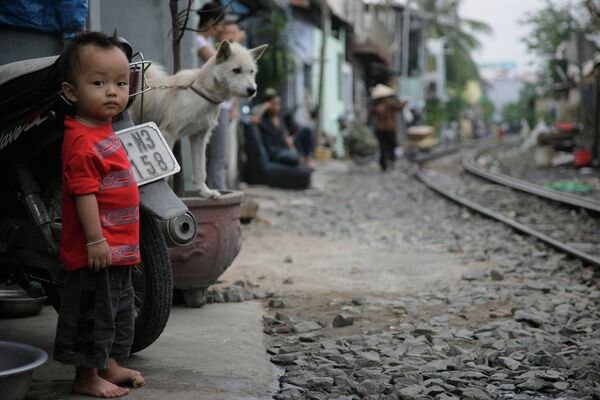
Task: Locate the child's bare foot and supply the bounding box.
[100,358,145,388]
[73,367,129,398]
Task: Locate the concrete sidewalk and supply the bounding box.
[0,301,279,400]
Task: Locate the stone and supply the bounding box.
[241,285,255,301]
[271,353,300,365]
[498,383,515,391]
[306,376,334,391]
[553,381,569,390]
[269,298,286,308]
[333,375,354,389]
[436,395,459,400]
[395,384,425,399]
[352,296,369,305]
[283,277,294,284]
[550,356,569,369]
[490,269,504,281]
[291,320,321,334]
[275,388,304,400]
[524,281,551,293]
[423,359,449,372]
[355,351,381,368]
[333,313,354,328]
[284,255,293,263]
[517,378,547,391]
[460,387,492,400]
[224,285,244,302]
[355,379,384,397]
[513,309,549,327]
[461,271,488,281]
[208,288,224,303]
[498,356,521,371]
[298,331,322,342]
[412,326,438,337]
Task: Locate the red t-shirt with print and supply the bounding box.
[60,116,141,271]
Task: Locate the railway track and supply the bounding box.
[413,145,600,267]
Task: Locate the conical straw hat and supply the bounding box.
[370,84,396,100]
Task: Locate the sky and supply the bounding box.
[459,0,569,75]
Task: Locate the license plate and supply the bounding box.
[115,122,180,186]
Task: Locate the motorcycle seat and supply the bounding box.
[0,56,58,87]
[0,56,62,125]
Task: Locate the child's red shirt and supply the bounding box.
[60,116,141,271]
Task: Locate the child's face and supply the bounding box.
[63,45,130,126]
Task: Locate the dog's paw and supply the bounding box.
[198,188,222,199]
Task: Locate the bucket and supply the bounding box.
[534,146,554,168]
[574,149,591,167]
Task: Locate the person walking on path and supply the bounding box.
[368,84,407,171]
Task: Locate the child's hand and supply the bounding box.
[87,240,112,271]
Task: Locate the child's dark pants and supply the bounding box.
[54,265,134,369]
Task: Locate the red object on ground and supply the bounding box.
[556,121,576,131]
[574,149,591,167]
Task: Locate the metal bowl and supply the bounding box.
[0,341,48,400]
[0,290,47,318]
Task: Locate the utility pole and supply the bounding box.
[315,0,329,146]
[170,0,182,73]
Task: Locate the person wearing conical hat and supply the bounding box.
[368,84,407,171]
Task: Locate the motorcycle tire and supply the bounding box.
[43,185,173,353]
[130,209,173,353]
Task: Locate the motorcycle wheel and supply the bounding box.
[131,209,173,353]
[43,186,173,353]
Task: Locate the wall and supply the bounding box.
[287,17,315,127]
[312,25,347,155]
[0,1,195,70]
[96,0,195,71]
[0,28,62,65]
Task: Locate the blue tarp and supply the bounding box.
[0,0,87,33]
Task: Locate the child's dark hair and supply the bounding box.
[196,1,225,29]
[59,31,127,84]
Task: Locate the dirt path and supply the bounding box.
[223,231,486,296]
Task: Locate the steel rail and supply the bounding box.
[463,147,600,214]
[412,166,600,268]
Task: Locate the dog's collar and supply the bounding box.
[189,81,223,105]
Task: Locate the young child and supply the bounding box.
[54,31,145,398]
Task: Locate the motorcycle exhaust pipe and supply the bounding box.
[14,164,58,254]
[160,211,197,247]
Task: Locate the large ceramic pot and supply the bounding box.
[169,191,243,307]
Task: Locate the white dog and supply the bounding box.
[130,40,267,198]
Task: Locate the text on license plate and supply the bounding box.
[114,122,180,186]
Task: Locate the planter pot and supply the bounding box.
[169,191,243,307]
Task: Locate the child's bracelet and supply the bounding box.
[86,237,107,247]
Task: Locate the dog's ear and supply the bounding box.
[249,44,268,61]
[216,40,232,64]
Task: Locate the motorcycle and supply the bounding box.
[0,37,196,353]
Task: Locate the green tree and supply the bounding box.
[501,83,537,127]
[416,0,492,87]
[253,5,295,95]
[522,0,592,87]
